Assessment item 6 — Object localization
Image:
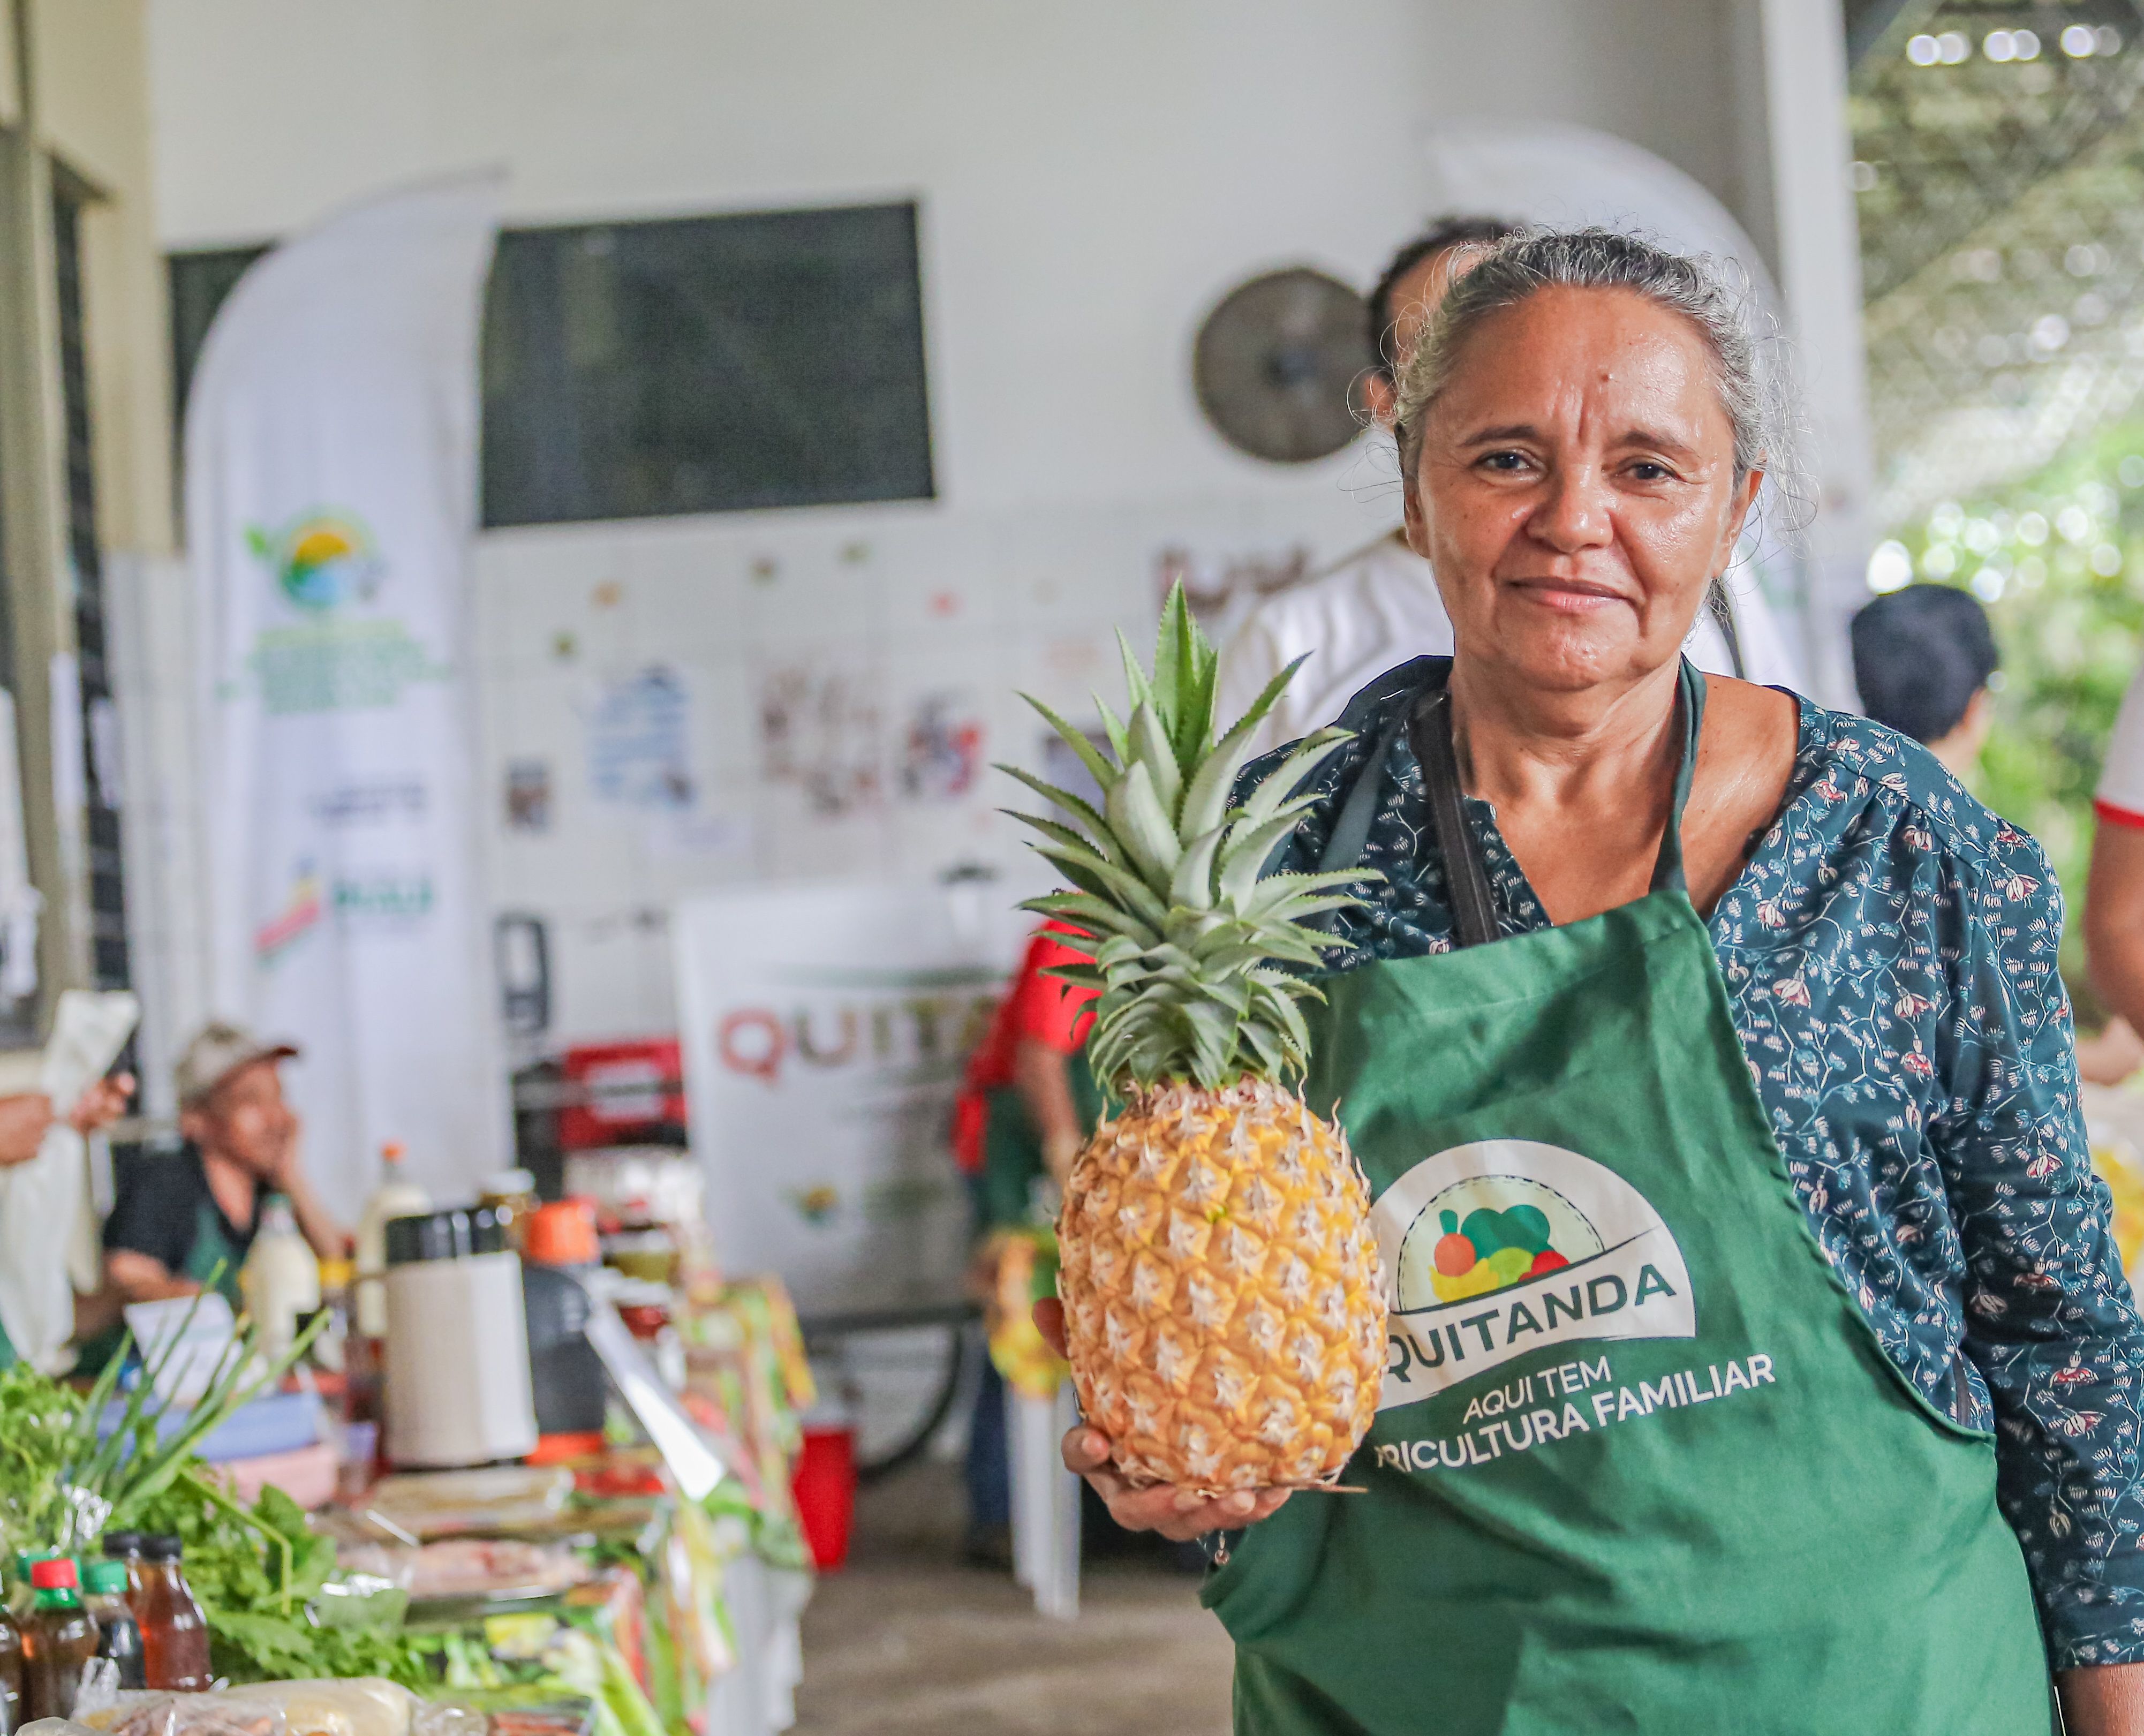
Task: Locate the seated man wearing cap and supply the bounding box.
[102,1021,346,1307]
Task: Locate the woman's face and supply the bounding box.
[1403,285,1761,695]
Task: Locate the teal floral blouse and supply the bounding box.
[1254,657,2144,1667]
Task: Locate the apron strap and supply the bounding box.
[1409,690,1499,948]
[1410,658,1709,948]
[1650,659,1706,895]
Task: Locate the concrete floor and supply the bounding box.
[792,1459,1235,1735]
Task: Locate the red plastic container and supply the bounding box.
[790,1425,858,1572]
[558,1038,685,1151]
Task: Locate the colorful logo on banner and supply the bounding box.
[1373,1139,1696,1407]
[246,511,384,613]
[254,862,324,964]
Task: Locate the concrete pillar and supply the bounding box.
[1734,0,1875,706]
[0,0,90,1015]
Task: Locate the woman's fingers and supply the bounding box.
[1061,1425,1112,1476]
[1033,1296,1067,1356]
[1058,1422,1300,1541]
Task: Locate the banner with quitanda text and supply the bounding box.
[186,177,506,1219]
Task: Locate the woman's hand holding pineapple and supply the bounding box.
[1035,1295,1294,1539]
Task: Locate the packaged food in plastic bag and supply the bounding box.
[408,1702,487,1736]
[221,1679,416,1736]
[78,1693,289,1736]
[19,1720,104,1736]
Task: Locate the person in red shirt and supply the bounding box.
[952,920,1102,1566]
[953,921,1101,1224]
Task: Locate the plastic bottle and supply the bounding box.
[98,1534,140,1610]
[241,1194,320,1359]
[355,1141,430,1338]
[82,1561,142,1690]
[313,1256,354,1375]
[132,1537,210,1692]
[478,1169,539,1250]
[522,1199,608,1440]
[5,1554,47,1622]
[21,1558,96,1722]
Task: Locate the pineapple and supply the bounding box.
[1003,586,1387,1491]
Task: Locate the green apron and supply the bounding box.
[185,1192,250,1310]
[75,1186,250,1375]
[978,1047,1105,1230]
[1203,660,2053,1734]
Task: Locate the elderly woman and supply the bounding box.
[1054,230,2144,1732]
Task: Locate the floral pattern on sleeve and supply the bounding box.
[1250,663,2144,1666]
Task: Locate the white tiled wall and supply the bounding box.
[463,483,1381,1049]
[111,475,1391,1089]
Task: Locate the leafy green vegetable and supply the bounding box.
[131,1470,437,1687]
[0,1277,324,1553]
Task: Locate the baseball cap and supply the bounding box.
[176,1020,299,1107]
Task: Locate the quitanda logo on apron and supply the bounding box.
[1373,1138,1695,1409]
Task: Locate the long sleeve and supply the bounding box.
[1935,823,2144,1666]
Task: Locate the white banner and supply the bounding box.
[675,882,1003,1320]
[187,177,506,1220]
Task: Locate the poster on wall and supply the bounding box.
[675,882,1003,1320]
[185,176,508,1219]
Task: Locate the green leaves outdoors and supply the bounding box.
[998,582,1376,1093]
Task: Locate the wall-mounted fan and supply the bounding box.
[1192,267,1371,464]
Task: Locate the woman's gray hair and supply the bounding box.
[1391,228,1805,517]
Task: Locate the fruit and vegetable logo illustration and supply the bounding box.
[1427,1202,1574,1301]
[1372,1139,1694,1407]
[1401,1171,1602,1310]
[246,511,384,612]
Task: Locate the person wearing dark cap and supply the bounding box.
[1213,216,1801,757]
[102,1020,346,1307]
[1851,587,2144,1081]
[1848,583,2000,776]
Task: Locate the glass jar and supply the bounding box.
[132,1537,211,1692]
[21,1558,95,1723]
[83,1560,143,1690]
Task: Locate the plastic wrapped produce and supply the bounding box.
[78,1694,288,1736]
[221,1680,417,1736]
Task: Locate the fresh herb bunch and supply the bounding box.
[0,1281,323,1552]
[130,1472,436,1686]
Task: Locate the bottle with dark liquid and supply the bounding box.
[133,1536,211,1692]
[83,1561,144,1690]
[0,1581,24,1735]
[21,1558,96,1723]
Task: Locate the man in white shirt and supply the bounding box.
[1217,217,1803,757]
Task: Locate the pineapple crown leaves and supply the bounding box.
[995,582,1379,1095]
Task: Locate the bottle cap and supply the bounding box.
[138,1535,184,1563]
[84,1560,130,1596]
[318,1257,356,1289]
[381,1141,405,1166]
[383,1206,508,1266]
[100,1532,142,1560]
[524,1199,600,1266]
[481,1168,537,1197]
[29,1558,76,1590]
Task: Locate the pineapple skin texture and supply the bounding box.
[1056,1080,1387,1490]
